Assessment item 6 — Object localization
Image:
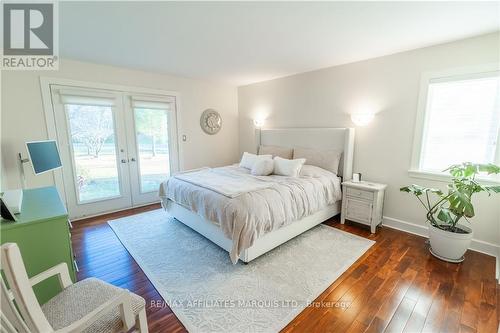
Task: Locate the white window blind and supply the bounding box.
[419,72,500,172]
[57,89,117,107]
[131,96,172,110]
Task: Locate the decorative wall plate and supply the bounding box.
[200,109,222,135]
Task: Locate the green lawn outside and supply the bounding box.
[73,143,170,202]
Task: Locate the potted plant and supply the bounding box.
[401,163,500,262]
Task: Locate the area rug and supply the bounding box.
[108,209,374,333]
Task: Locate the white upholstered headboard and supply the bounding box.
[256,127,355,180]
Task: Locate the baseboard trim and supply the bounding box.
[383,215,500,284]
[382,216,499,258]
[382,216,427,238]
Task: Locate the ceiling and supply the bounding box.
[60,2,500,86]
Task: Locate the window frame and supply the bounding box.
[40,77,182,210]
[409,63,500,185]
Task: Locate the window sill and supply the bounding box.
[408,169,500,185]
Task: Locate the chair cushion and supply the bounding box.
[41,278,145,333]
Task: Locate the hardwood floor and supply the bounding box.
[71,204,499,333]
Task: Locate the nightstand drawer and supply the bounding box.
[346,187,374,200]
[345,198,372,224]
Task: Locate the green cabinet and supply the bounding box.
[1,186,76,305]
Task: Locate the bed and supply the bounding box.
[159,128,355,263]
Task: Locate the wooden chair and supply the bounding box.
[0,243,148,332]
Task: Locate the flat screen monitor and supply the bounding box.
[26,140,62,175]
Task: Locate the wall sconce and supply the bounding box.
[253,118,265,128]
[351,113,374,126]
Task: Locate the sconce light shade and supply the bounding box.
[351,113,374,126]
[253,118,265,128]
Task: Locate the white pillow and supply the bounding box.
[251,159,274,176]
[300,165,335,178]
[273,156,306,177]
[293,147,342,174]
[239,152,272,170]
[258,145,293,159]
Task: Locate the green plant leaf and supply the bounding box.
[448,190,474,218]
[437,208,454,225]
[445,162,500,178]
[400,185,443,196]
[478,163,500,175]
[400,185,423,195]
[402,162,500,225]
[426,188,444,195]
[486,185,500,193]
[445,163,473,178]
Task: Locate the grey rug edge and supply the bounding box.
[108,209,375,333]
[108,213,201,333]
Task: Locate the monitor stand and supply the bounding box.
[18,152,29,189]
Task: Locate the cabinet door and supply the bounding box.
[1,218,75,304]
[345,197,372,224]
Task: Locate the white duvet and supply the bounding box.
[159,165,342,263]
[173,167,273,198]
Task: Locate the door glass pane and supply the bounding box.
[134,108,170,193]
[65,104,121,202]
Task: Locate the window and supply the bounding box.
[412,67,500,182]
[60,92,122,203]
[131,97,172,193]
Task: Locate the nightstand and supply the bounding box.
[341,181,387,233]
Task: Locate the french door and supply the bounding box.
[50,85,179,218]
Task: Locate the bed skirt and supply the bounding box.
[161,199,341,263]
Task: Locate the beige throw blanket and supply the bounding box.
[174,167,273,198]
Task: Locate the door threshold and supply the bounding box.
[70,201,161,222]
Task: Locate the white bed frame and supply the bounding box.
[166,128,355,263]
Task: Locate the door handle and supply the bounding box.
[121,159,128,163]
[130,157,136,162]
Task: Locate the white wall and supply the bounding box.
[1,59,239,190]
[239,33,500,252]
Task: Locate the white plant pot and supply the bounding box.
[428,223,473,263]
